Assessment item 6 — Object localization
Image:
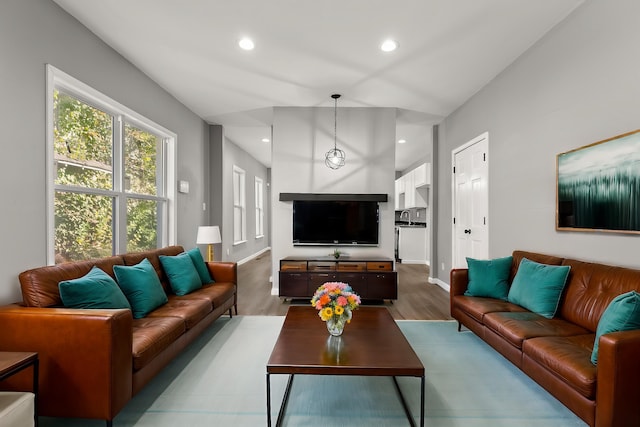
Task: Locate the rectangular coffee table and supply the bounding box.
[266,306,425,426]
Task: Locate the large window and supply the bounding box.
[47,65,176,264]
[255,177,264,238]
[233,165,246,244]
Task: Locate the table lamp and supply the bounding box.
[196,226,221,262]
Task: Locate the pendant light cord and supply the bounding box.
[325,93,345,169]
[333,94,339,150]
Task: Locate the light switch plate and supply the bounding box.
[178,180,190,193]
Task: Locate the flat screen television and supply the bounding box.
[293,200,379,246]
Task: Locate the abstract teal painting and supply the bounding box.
[557,129,640,233]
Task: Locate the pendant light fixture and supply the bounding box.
[325,94,346,169]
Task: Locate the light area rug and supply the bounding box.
[40,316,587,427]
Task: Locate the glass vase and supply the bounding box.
[326,310,352,336]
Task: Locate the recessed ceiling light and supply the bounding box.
[261,138,270,143]
[238,37,255,51]
[398,139,407,144]
[380,39,398,52]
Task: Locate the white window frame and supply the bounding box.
[232,165,247,244]
[45,64,177,264]
[255,176,264,239]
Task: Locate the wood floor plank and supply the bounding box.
[237,251,453,320]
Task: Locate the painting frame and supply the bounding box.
[556,129,640,235]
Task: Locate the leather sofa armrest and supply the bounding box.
[450,269,469,320]
[0,304,133,420]
[206,261,237,284]
[595,329,640,427]
[450,268,469,297]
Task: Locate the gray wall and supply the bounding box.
[271,106,396,293]
[207,125,224,260]
[0,0,210,304]
[434,0,640,283]
[222,137,270,263]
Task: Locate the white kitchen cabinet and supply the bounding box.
[413,163,430,187]
[396,163,430,209]
[394,177,405,210]
[403,171,415,208]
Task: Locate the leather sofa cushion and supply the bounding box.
[177,282,236,309]
[146,296,211,330]
[484,311,589,349]
[453,296,527,323]
[560,258,640,332]
[523,334,596,399]
[132,316,185,371]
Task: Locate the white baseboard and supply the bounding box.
[236,246,271,266]
[429,276,450,292]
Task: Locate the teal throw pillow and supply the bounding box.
[159,252,203,295]
[507,258,570,319]
[464,256,513,300]
[59,266,131,310]
[186,247,213,284]
[591,291,640,364]
[113,258,168,319]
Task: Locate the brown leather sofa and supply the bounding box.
[0,246,237,426]
[450,250,640,427]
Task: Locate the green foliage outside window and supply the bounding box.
[127,198,158,254]
[54,191,113,262]
[54,90,162,263]
[124,123,160,253]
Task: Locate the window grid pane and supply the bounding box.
[127,198,161,253]
[233,167,246,243]
[255,177,264,237]
[124,123,161,196]
[54,90,113,190]
[54,190,113,262]
[234,206,243,242]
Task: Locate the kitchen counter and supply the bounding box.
[395,221,426,228]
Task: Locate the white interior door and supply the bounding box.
[452,133,489,268]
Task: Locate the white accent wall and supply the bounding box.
[271,107,396,293]
[434,0,640,282]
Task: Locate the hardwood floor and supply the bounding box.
[236,250,453,320]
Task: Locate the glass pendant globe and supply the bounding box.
[325,148,345,169]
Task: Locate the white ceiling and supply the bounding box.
[52,0,584,170]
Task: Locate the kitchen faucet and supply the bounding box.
[400,210,412,225]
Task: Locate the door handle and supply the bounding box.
[464,229,471,234]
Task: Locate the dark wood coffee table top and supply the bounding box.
[0,351,38,379]
[267,306,424,377]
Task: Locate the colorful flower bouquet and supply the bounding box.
[311,282,361,336]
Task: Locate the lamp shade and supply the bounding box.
[196,226,221,244]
